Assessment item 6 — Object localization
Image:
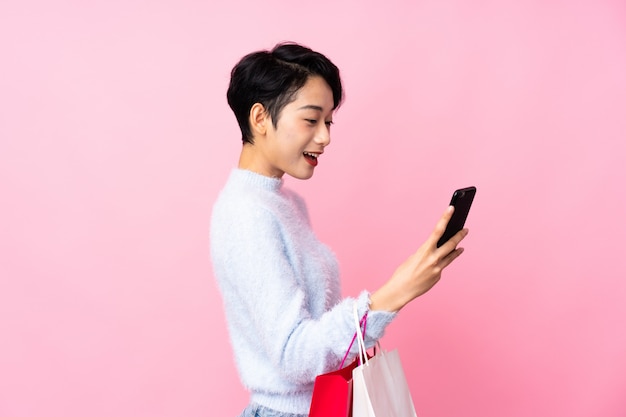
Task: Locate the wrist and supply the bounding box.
[370,284,409,313]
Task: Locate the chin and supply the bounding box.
[289,170,315,180]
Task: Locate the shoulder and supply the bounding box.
[210,170,314,242]
[212,170,277,218]
[211,182,277,235]
[211,174,283,240]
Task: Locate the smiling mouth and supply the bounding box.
[303,151,319,166]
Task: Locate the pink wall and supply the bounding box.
[1,1,625,416]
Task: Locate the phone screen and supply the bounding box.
[436,186,476,248]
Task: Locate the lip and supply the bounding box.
[303,151,322,167]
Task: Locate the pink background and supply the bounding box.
[1,1,625,416]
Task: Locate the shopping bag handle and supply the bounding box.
[339,307,368,369]
[353,302,369,367]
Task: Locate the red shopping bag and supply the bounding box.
[309,355,361,417]
[309,312,368,417]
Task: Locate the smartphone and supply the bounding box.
[436,186,476,248]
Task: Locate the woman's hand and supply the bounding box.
[370,206,469,312]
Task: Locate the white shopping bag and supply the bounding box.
[351,304,418,417]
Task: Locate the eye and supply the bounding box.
[305,119,317,125]
[325,120,334,127]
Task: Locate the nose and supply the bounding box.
[315,124,331,147]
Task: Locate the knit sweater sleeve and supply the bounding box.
[211,180,396,387]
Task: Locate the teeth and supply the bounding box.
[304,152,317,159]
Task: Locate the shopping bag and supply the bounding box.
[309,355,360,417]
[351,305,417,417]
[309,312,369,417]
[353,349,417,417]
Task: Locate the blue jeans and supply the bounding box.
[238,403,308,417]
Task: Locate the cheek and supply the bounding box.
[281,127,304,146]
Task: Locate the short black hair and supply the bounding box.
[227,42,343,144]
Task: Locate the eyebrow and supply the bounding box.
[297,105,325,112]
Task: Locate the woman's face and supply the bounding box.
[254,75,335,180]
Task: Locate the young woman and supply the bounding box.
[210,42,468,417]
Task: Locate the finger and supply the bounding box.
[429,206,455,246]
[437,228,469,259]
[448,227,469,249]
[439,246,465,269]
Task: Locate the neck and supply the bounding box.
[238,143,283,179]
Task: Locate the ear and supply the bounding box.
[249,103,270,138]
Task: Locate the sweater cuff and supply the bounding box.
[356,291,396,348]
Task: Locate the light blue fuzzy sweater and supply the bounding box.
[210,169,396,415]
